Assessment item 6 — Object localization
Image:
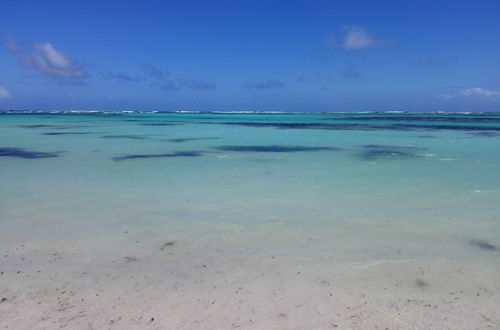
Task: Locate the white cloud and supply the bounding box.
[439,87,500,100]
[331,26,391,51]
[438,93,456,99]
[460,87,500,98]
[0,86,11,100]
[5,38,86,79]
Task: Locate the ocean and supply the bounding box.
[1,111,499,329]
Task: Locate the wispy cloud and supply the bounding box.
[297,76,307,83]
[5,37,87,83]
[0,86,11,100]
[142,64,168,80]
[57,79,87,86]
[101,72,144,82]
[413,57,456,68]
[68,93,77,104]
[297,73,333,83]
[179,79,216,90]
[341,67,361,79]
[158,81,180,91]
[154,78,216,91]
[330,26,392,51]
[245,80,285,89]
[439,87,500,99]
[5,37,22,53]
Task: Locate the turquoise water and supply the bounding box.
[1,111,500,328]
[1,112,500,258]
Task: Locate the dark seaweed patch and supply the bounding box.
[362,144,423,151]
[359,145,424,161]
[139,123,179,126]
[322,116,500,123]
[16,124,60,129]
[0,147,59,159]
[119,119,186,123]
[167,137,220,143]
[415,279,429,288]
[467,132,500,137]
[101,135,149,140]
[113,151,202,161]
[123,256,138,263]
[16,124,91,129]
[160,241,176,250]
[43,132,91,136]
[469,239,497,251]
[215,145,340,152]
[219,122,500,132]
[220,122,340,130]
[417,135,436,138]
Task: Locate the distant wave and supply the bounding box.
[1,110,499,115]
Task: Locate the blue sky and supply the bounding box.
[0,0,499,112]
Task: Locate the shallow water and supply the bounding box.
[1,111,499,329]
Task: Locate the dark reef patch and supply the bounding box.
[215,145,340,152]
[0,147,59,159]
[43,132,91,136]
[167,137,220,143]
[469,239,497,251]
[359,145,424,161]
[101,135,150,140]
[113,151,203,161]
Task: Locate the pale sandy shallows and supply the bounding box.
[1,227,499,330]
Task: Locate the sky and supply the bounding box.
[0,0,499,112]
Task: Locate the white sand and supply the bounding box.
[1,228,499,330]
